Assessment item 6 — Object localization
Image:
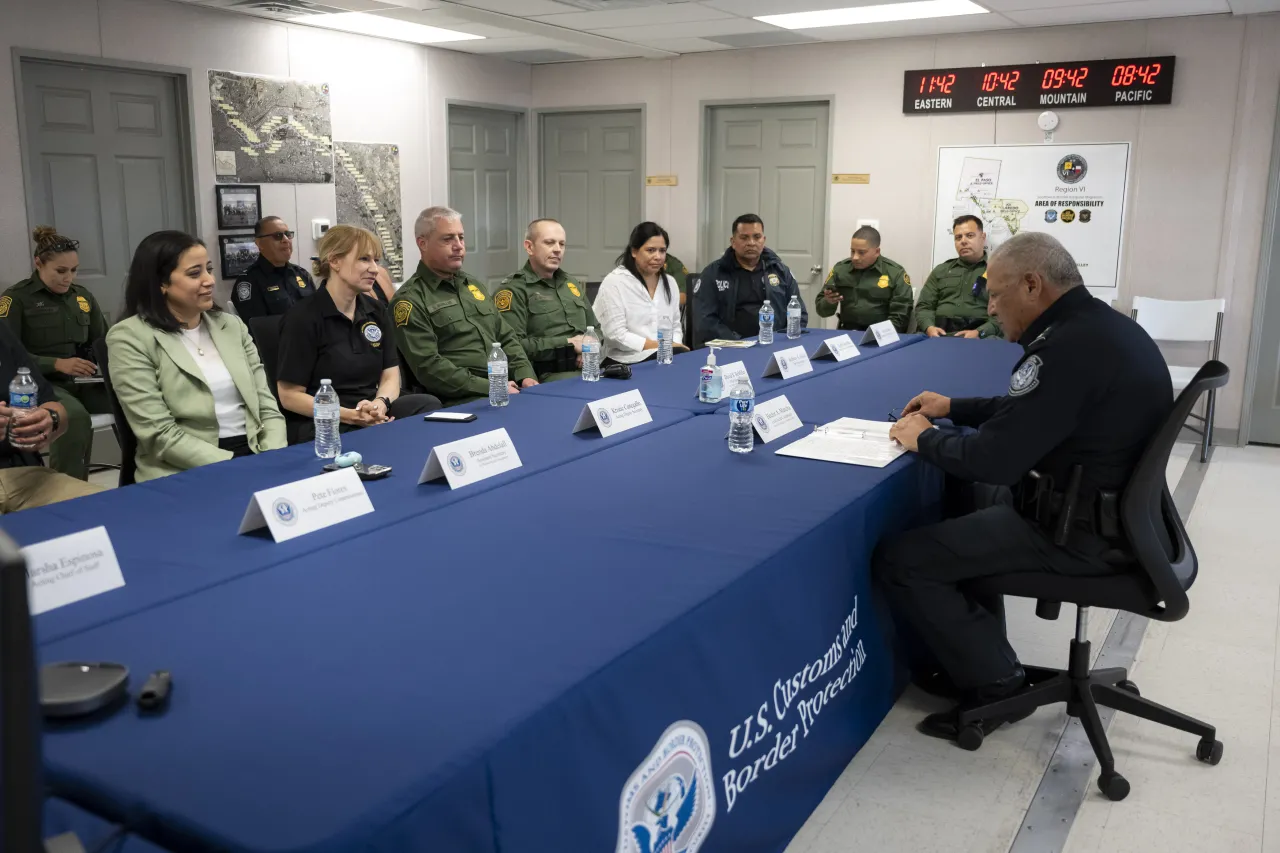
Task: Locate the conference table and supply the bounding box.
[19,330,1022,853]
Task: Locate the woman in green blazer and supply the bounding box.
[106,231,286,482]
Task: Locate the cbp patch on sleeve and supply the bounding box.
[236,281,252,302]
[0,297,10,318]
[393,301,413,327]
[1009,355,1043,397]
[495,289,513,312]
[904,274,911,286]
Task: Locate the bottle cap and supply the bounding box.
[321,378,331,384]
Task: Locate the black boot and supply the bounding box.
[917,666,1031,742]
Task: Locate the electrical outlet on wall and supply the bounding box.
[312,219,330,240]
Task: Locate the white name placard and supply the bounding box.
[812,334,860,362]
[419,427,522,488]
[860,321,900,347]
[573,389,653,438]
[719,361,752,395]
[751,395,804,444]
[239,468,374,542]
[762,345,814,380]
[24,526,124,615]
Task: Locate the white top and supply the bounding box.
[593,266,684,365]
[178,320,248,438]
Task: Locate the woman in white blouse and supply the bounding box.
[106,231,286,482]
[593,222,688,365]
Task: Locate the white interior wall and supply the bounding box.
[531,13,1280,435]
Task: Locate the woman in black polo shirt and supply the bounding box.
[276,226,440,443]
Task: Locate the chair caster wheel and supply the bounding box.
[1116,679,1140,697]
[1196,738,1223,766]
[956,723,984,751]
[1097,771,1130,801]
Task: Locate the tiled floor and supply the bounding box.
[783,442,1280,853]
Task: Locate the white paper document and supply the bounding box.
[704,339,757,349]
[775,418,907,468]
[23,526,125,615]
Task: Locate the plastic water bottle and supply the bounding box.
[786,295,802,340]
[313,379,341,458]
[656,315,673,365]
[582,325,601,381]
[488,342,509,406]
[758,301,775,345]
[7,368,38,449]
[728,379,755,454]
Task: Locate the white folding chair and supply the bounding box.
[1131,296,1225,463]
[88,412,122,477]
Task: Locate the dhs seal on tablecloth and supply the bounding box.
[617,721,715,853]
[272,498,298,526]
[447,452,466,476]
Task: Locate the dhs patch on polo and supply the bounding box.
[361,321,383,346]
[1010,355,1043,397]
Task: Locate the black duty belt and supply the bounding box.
[1017,467,1123,547]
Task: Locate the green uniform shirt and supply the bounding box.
[914,253,1003,339]
[665,253,691,294]
[0,274,108,379]
[392,262,535,407]
[815,255,913,333]
[494,262,598,382]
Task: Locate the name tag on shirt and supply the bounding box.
[762,345,813,379]
[812,334,860,361]
[751,395,804,444]
[239,468,374,543]
[573,389,653,438]
[24,526,124,615]
[419,427,522,488]
[860,321,899,347]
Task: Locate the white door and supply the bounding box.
[540,110,642,283]
[1250,146,1280,444]
[704,103,830,308]
[21,59,192,318]
[448,107,521,293]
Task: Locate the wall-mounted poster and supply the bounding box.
[219,233,259,280]
[335,141,404,281]
[209,70,333,184]
[216,184,261,230]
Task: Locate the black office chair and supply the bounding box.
[684,274,701,350]
[92,338,138,487]
[246,317,284,408]
[957,360,1230,801]
[586,281,601,306]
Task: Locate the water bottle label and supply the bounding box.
[584,343,598,354]
[656,330,666,341]
[9,392,33,408]
[488,365,507,376]
[731,398,754,414]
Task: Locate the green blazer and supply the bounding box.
[105,312,287,482]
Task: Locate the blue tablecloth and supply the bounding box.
[20,393,690,646]
[529,330,924,413]
[43,797,173,852]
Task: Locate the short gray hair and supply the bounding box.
[525,218,562,243]
[414,206,463,240]
[989,232,1083,291]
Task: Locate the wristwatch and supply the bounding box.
[48,408,61,433]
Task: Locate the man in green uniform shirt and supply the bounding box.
[1,229,106,480]
[816,226,913,333]
[392,206,537,407]
[664,253,691,306]
[494,219,598,383]
[915,215,1002,339]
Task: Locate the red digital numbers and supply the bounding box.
[918,73,956,95]
[1110,62,1162,87]
[1041,66,1089,89]
[981,70,1021,92]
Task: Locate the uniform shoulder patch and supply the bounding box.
[393,301,413,327]
[0,296,10,318]
[825,268,835,283]
[904,273,911,286]
[236,281,253,302]
[495,289,513,312]
[1009,355,1043,397]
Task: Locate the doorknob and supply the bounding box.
[810,264,822,273]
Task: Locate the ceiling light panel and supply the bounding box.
[758,0,989,29]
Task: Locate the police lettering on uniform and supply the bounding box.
[874,232,1172,741]
[232,216,315,321]
[494,219,599,383]
[0,226,108,481]
[915,215,1002,339]
[816,226,913,333]
[392,206,537,407]
[695,213,807,344]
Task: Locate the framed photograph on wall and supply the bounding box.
[216,184,261,230]
[219,233,259,280]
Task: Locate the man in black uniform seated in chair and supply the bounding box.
[874,232,1172,741]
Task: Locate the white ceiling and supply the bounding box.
[176,0,1280,63]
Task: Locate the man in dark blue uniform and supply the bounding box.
[874,232,1172,740]
[694,214,807,345]
[232,216,315,321]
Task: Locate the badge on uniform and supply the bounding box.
[904,274,911,286]
[296,276,307,289]
[876,275,890,289]
[76,296,91,313]
[1010,355,1043,397]
[361,321,382,347]
[394,301,413,327]
[0,297,10,318]
[566,282,581,298]
[495,289,513,312]
[767,273,780,287]
[236,282,253,302]
[467,283,486,302]
[693,279,702,294]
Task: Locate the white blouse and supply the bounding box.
[593,266,684,365]
[179,321,248,438]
